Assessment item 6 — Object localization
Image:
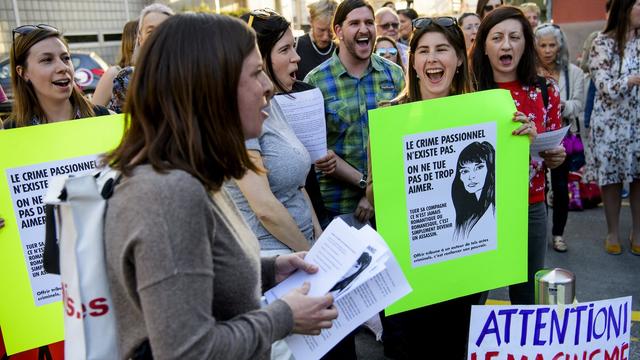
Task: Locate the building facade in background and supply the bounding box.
[0,0,605,66]
[0,0,149,64]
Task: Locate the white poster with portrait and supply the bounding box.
[404,122,497,267]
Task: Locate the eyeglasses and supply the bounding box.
[375,47,398,57]
[379,22,400,30]
[12,24,59,55]
[247,8,278,28]
[412,17,457,30]
[483,4,502,13]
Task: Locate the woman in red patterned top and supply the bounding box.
[471,6,566,305]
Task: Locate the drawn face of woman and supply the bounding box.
[459,160,487,198]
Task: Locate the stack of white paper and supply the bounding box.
[264,218,412,360]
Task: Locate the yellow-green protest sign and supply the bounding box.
[0,114,124,354]
[369,90,529,316]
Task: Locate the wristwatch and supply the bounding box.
[358,173,368,189]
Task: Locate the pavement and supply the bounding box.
[353,202,640,359]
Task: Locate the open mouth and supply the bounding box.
[290,71,297,81]
[52,79,71,88]
[499,54,513,66]
[355,36,370,49]
[425,68,445,82]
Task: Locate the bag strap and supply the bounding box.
[95,167,122,200]
[536,76,549,109]
[563,67,570,100]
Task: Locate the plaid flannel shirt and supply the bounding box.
[304,51,405,214]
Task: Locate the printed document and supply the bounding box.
[273,88,328,161]
[530,125,570,162]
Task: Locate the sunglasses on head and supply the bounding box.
[12,24,59,56]
[375,47,398,57]
[483,4,502,12]
[536,23,561,31]
[247,8,279,27]
[380,22,400,30]
[412,17,457,30]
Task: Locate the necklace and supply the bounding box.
[309,33,333,56]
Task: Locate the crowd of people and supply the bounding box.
[0,0,638,358]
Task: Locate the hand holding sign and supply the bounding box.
[511,111,537,142]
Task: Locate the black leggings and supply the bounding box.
[550,158,569,236]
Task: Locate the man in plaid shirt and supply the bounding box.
[305,0,405,224]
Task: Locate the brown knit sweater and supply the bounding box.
[104,165,293,359]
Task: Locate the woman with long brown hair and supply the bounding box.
[368,16,534,359]
[471,6,565,304]
[4,25,108,128]
[103,13,337,359]
[476,0,503,19]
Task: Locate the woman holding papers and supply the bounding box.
[4,25,109,129]
[227,9,333,256]
[584,0,640,255]
[471,6,565,304]
[103,14,337,359]
[534,23,585,252]
[366,16,536,360]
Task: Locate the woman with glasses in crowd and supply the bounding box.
[586,0,640,255]
[471,6,565,305]
[458,12,481,54]
[477,0,503,19]
[367,16,535,359]
[4,25,109,129]
[103,13,337,359]
[92,19,138,107]
[534,23,585,253]
[374,35,404,69]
